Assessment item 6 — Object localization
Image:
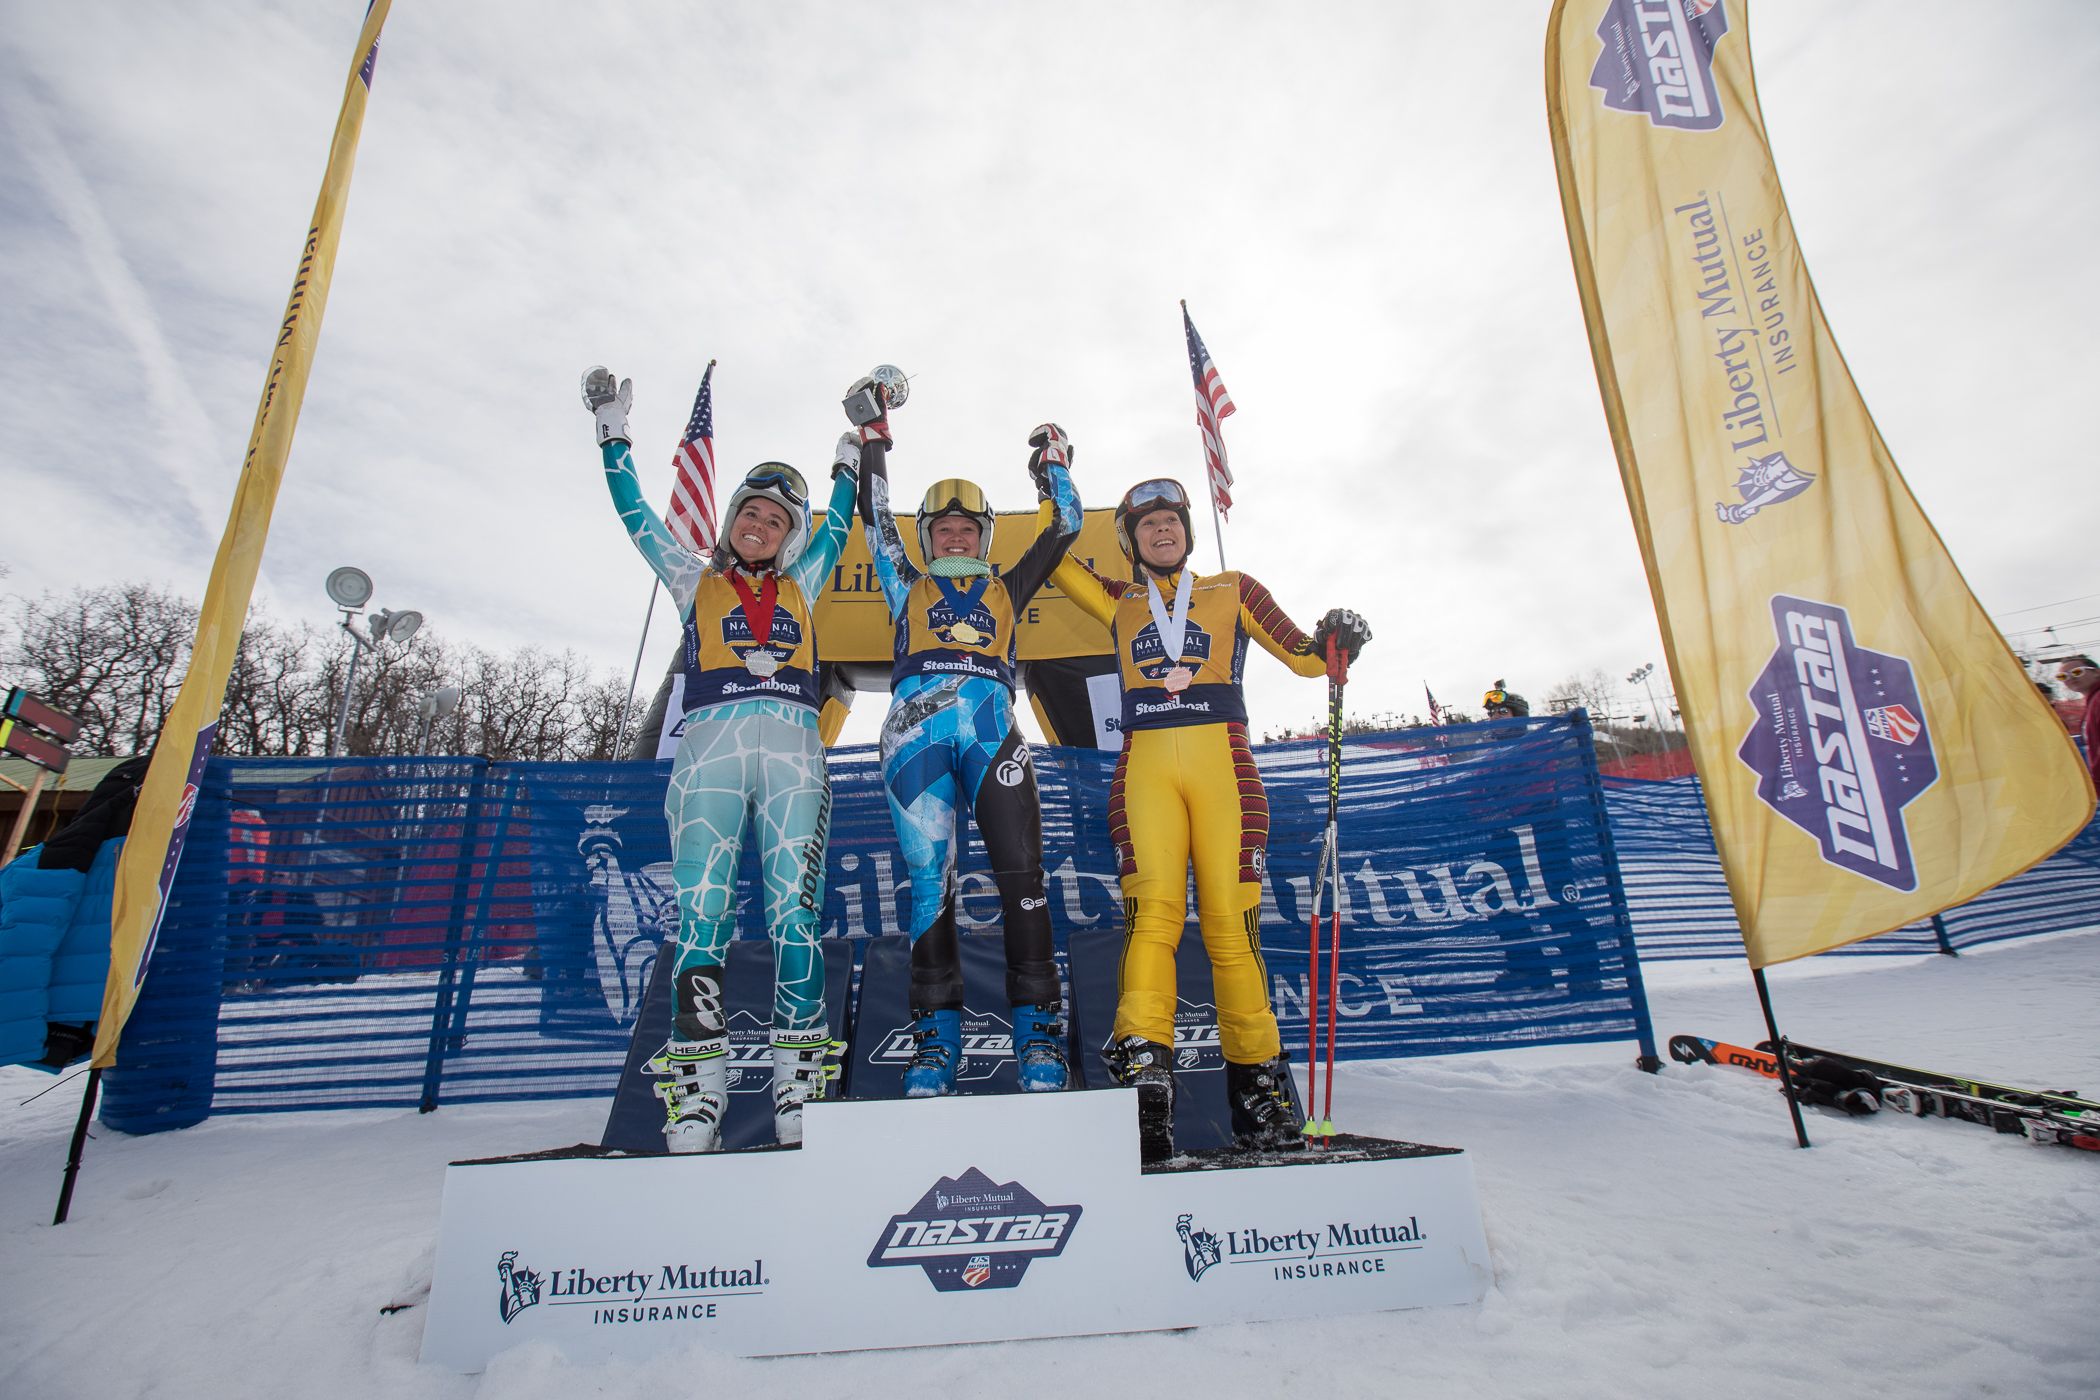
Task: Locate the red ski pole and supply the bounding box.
[1304,637,1350,1146]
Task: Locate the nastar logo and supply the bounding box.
[1171,1001,1225,1073]
[1738,596,1938,890]
[1172,1215,1427,1283]
[497,1251,544,1324]
[870,1010,1018,1084]
[867,1168,1082,1292]
[1588,0,1730,132]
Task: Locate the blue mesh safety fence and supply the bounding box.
[1607,765,2100,959]
[98,716,2096,1124]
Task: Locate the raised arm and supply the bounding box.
[1049,551,1122,627]
[583,367,706,611]
[1000,423,1082,613]
[789,435,862,601]
[854,436,917,613]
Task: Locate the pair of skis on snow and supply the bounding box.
[1668,1034,2100,1154]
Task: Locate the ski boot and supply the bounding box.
[1226,1053,1307,1154]
[1009,1002,1069,1093]
[647,1037,729,1154]
[771,1030,835,1146]
[1106,1035,1176,1163]
[903,1008,962,1098]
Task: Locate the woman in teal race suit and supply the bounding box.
[583,366,858,1152]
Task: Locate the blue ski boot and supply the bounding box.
[903,1008,962,1097]
[1010,1003,1069,1092]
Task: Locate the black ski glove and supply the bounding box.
[1312,608,1372,664]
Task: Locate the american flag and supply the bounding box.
[1181,303,1236,518]
[664,360,718,555]
[1425,683,1444,725]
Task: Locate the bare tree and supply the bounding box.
[5,580,671,763]
[4,584,198,754]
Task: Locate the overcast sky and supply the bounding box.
[3,1,2096,747]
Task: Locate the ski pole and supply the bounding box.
[1303,637,1349,1145]
[1322,637,1349,1142]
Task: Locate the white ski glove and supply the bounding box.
[581,366,633,446]
[831,431,862,483]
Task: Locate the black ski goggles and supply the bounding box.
[742,462,809,509]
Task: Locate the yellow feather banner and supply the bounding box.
[1544,0,2092,968]
[95,2,394,1065]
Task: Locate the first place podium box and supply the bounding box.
[422,1088,1493,1369]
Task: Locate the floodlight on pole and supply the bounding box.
[326,567,425,758]
[1627,662,1668,734]
[416,684,462,755]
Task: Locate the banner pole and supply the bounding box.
[1751,967,1811,1148]
[52,1067,102,1225]
[3,768,50,864]
[614,579,661,758]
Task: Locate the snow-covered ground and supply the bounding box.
[4,931,2096,1400]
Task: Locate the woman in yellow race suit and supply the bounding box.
[1053,478,1369,1158]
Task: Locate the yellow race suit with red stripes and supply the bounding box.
[1050,558,1326,1063]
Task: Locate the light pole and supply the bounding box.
[416,685,462,755]
[1627,663,1668,735]
[325,567,424,758]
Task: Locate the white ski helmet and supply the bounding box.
[917,478,995,564]
[718,462,812,570]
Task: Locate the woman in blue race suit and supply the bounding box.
[583,366,858,1152]
[854,383,1083,1096]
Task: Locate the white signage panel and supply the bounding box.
[423,1089,1490,1370]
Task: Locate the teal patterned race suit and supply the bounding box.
[600,439,857,1039]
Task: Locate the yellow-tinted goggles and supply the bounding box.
[921,478,991,517]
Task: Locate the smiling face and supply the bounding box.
[728,497,792,567]
[928,515,982,558]
[1134,508,1187,572]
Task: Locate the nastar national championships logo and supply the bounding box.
[866,1169,1082,1292]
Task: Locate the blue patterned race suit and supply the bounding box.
[598,433,856,1125]
[860,446,1081,1019]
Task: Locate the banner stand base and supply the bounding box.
[422,1088,1493,1370]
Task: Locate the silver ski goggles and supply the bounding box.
[742,462,809,509]
[1119,478,1190,515]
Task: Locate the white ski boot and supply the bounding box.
[772,1031,835,1146]
[647,1037,729,1154]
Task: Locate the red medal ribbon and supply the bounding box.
[726,571,780,652]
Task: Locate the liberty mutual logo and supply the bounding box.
[497,1251,544,1324]
[1177,1214,1223,1282]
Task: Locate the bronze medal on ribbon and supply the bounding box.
[1163,666,1195,694]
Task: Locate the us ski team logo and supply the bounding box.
[1588,0,1730,132]
[1738,596,1938,890]
[866,1168,1082,1292]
